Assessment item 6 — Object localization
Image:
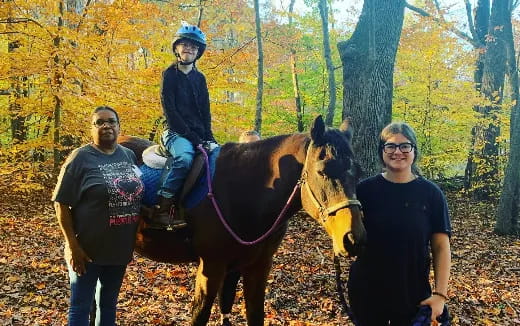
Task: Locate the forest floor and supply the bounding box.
[0,191,519,325]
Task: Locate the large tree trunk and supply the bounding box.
[318,0,336,126]
[496,1,520,236]
[253,0,263,135]
[465,0,508,200]
[337,0,406,176]
[288,0,304,132]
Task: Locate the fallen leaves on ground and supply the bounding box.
[0,191,519,325]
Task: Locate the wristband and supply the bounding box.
[432,291,449,301]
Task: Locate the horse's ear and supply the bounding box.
[339,118,353,143]
[311,115,325,144]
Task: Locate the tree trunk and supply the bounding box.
[289,0,304,132]
[318,0,336,126]
[7,2,28,144]
[253,0,263,135]
[53,1,65,172]
[337,0,406,176]
[496,1,520,235]
[473,0,490,92]
[197,0,204,27]
[465,0,508,200]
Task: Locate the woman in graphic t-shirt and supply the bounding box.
[53,106,143,326]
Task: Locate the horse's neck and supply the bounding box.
[249,134,308,213]
[214,134,308,215]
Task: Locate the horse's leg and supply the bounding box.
[219,270,241,326]
[241,258,273,326]
[191,259,227,326]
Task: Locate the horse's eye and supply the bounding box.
[315,160,326,176]
[318,149,326,160]
[323,160,343,179]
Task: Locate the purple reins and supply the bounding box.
[197,144,301,246]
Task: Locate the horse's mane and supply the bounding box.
[220,126,353,160]
[320,128,355,158]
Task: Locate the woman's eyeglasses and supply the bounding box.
[93,119,118,128]
[382,142,414,154]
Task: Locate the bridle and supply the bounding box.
[298,144,363,326]
[300,141,362,224]
[198,140,361,245]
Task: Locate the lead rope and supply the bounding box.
[197,145,301,246]
[333,255,359,325]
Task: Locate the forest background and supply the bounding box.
[1,0,520,325]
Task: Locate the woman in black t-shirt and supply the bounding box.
[347,122,452,326]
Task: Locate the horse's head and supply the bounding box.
[300,116,366,257]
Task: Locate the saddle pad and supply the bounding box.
[140,147,220,209]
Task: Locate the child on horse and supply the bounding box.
[153,22,217,229]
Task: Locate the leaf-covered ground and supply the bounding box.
[1,192,519,325]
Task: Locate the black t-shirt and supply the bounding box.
[349,174,451,312]
[52,144,144,265]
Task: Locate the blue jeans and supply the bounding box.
[158,130,195,198]
[67,262,127,326]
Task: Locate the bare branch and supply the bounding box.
[208,36,257,70]
[76,0,93,32]
[0,17,44,30]
[404,2,430,16]
[433,0,441,12]
[464,0,478,41]
[405,2,480,48]
[0,17,53,38]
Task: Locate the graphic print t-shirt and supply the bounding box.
[53,144,144,265]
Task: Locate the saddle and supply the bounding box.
[142,144,206,204]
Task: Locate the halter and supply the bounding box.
[299,141,362,224]
[198,141,361,245]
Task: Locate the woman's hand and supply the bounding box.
[66,243,92,276]
[55,202,92,276]
[420,294,446,321]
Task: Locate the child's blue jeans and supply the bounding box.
[157,130,195,198]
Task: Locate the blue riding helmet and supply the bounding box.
[172,22,206,60]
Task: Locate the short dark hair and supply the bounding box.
[241,130,260,138]
[93,106,119,122]
[238,130,261,143]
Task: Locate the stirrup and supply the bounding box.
[166,205,187,231]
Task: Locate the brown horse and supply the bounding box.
[119,116,366,326]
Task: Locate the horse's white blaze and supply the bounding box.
[324,208,352,256]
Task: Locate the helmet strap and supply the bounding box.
[174,51,196,65]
